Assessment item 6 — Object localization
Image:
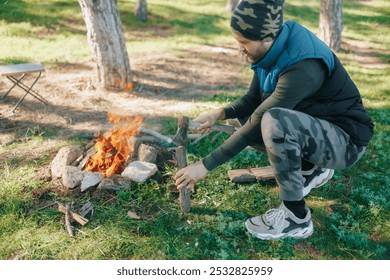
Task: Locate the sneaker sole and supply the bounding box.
[303,169,334,197]
[245,221,314,240]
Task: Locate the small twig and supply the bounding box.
[36,201,58,211]
[5,139,18,146]
[65,203,74,238]
[91,226,101,232]
[101,195,117,206]
[74,228,88,236]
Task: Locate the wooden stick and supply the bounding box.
[228,166,275,183]
[58,203,89,226]
[65,203,74,237]
[190,132,212,145]
[139,128,173,144]
[36,201,58,211]
[172,116,189,146]
[136,134,201,143]
[188,119,235,135]
[176,146,191,212]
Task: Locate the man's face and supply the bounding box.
[232,31,273,64]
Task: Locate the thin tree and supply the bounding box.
[226,0,239,12]
[135,0,148,22]
[78,0,132,91]
[319,0,343,52]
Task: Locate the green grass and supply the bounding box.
[0,0,389,260]
[0,0,233,65]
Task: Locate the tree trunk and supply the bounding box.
[226,0,238,12]
[319,0,343,52]
[135,0,148,22]
[78,0,131,91]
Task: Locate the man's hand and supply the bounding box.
[174,161,208,192]
[193,108,225,134]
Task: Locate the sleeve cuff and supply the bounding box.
[201,156,219,171]
[223,107,236,119]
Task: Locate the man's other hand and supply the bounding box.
[174,161,208,191]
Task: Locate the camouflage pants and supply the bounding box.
[240,108,366,201]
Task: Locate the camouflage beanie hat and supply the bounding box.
[230,0,285,41]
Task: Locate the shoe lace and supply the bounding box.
[264,208,286,228]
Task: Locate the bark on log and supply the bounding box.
[228,166,275,183]
[176,146,191,212]
[173,116,189,146]
[78,0,132,90]
[65,203,74,237]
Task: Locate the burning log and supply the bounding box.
[83,114,143,177]
[78,146,96,170]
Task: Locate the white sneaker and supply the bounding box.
[302,166,334,197]
[245,202,314,240]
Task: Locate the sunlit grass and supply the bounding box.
[0,0,389,260]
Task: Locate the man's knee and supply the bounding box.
[261,108,286,142]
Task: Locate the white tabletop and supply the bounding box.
[0,63,45,76]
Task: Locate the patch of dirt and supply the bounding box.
[0,45,244,161]
[341,38,389,69]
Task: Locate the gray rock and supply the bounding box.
[98,174,132,191]
[62,166,84,189]
[121,161,157,183]
[138,144,157,163]
[81,171,104,192]
[50,145,83,178]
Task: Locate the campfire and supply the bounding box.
[49,115,239,203]
[83,113,143,177]
[50,112,162,195]
[49,112,171,237]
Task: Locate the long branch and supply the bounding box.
[139,128,173,144]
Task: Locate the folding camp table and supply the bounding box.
[0,62,48,113]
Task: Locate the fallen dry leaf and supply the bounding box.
[127,211,141,220]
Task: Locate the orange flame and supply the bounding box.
[83,113,143,177]
[125,82,133,92]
